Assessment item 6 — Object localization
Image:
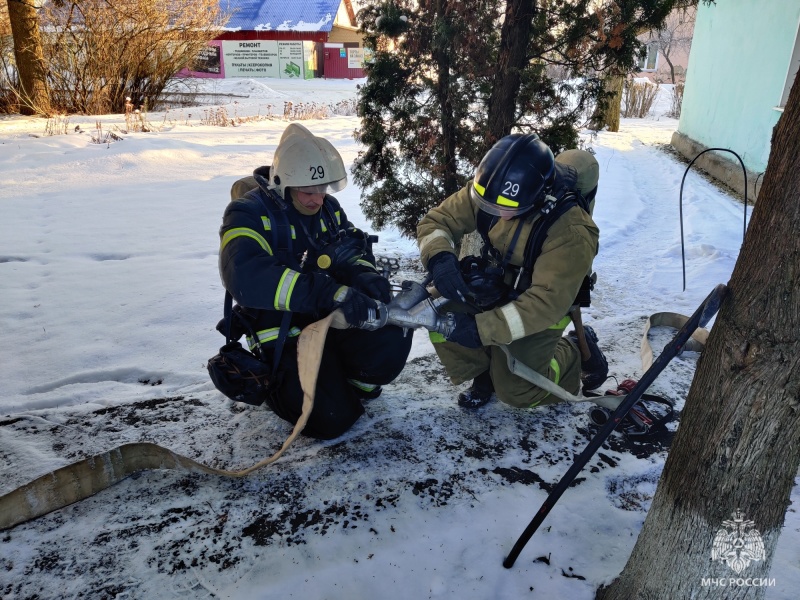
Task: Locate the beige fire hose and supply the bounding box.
[0,307,706,531]
[0,312,344,532]
[640,311,708,369]
[503,308,709,408]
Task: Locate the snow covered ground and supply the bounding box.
[0,78,797,599]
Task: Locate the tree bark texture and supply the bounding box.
[464,0,535,259]
[6,0,50,116]
[663,52,677,84]
[598,73,800,600]
[458,230,483,260]
[485,0,535,148]
[433,0,459,198]
[591,72,624,132]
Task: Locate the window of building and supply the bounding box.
[637,42,659,72]
[778,20,800,110]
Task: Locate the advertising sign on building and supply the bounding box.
[177,41,224,78]
[347,47,365,69]
[221,41,305,78]
[278,42,304,79]
[194,44,222,75]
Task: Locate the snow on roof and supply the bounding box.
[222,0,341,32]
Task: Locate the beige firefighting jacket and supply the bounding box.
[417,185,599,346]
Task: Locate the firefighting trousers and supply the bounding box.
[266,324,414,439]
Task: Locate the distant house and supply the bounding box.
[635,6,696,84]
[182,0,367,80]
[671,0,800,202]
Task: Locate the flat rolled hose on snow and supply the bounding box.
[0,311,344,531]
[641,311,708,369]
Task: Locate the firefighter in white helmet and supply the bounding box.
[219,123,412,439]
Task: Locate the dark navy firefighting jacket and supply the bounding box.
[219,182,379,350]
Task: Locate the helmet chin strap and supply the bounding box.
[505,189,556,221]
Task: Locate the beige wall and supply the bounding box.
[636,6,696,83]
[327,25,364,46]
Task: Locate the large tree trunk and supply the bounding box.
[590,71,624,132]
[6,0,50,116]
[432,0,459,198]
[598,72,800,600]
[463,0,535,259]
[485,0,535,148]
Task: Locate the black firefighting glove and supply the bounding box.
[428,251,470,302]
[352,271,392,303]
[336,287,379,328]
[446,312,483,348]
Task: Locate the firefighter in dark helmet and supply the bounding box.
[417,133,608,408]
[219,123,412,438]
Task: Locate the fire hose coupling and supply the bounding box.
[357,280,456,337]
[357,301,390,331]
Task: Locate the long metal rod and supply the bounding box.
[503,283,727,568]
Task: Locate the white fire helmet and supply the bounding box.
[270,123,347,198]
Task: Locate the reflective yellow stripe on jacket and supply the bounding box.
[248,326,302,350]
[275,269,300,310]
[548,315,572,330]
[220,227,272,254]
[261,217,296,239]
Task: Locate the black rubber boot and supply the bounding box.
[457,370,495,408]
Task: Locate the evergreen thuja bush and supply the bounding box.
[353,0,687,238]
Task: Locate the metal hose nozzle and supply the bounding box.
[358,280,455,336]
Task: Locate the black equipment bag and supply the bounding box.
[208,340,273,406]
[207,291,276,406]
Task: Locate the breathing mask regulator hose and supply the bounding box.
[679,148,751,291]
[314,229,378,274]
